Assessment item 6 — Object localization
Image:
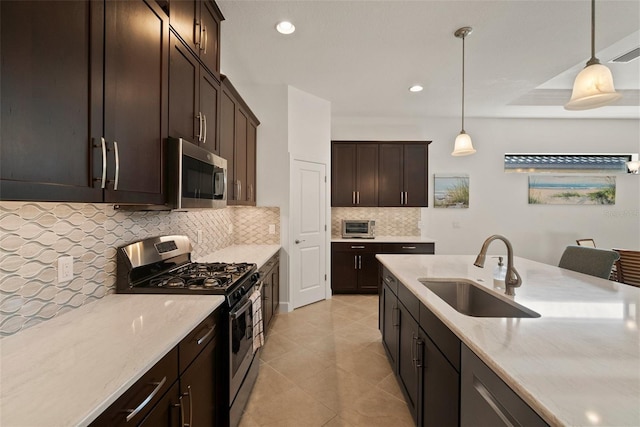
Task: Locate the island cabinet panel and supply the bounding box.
[1,0,168,204]
[397,297,422,424]
[381,280,399,368]
[331,243,381,293]
[220,75,259,206]
[331,142,378,207]
[461,344,548,427]
[168,32,220,152]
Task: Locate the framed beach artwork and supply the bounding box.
[434,174,469,208]
[528,175,616,205]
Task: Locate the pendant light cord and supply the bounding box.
[461,34,466,133]
[587,0,600,66]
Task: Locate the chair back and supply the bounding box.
[612,249,640,287]
[558,246,620,279]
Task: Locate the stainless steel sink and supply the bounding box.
[419,279,540,318]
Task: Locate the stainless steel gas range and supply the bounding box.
[116,235,261,427]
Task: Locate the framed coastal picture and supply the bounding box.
[528,175,616,205]
[434,174,469,208]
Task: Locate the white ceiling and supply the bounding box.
[217,0,640,120]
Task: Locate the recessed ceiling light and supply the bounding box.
[409,85,424,92]
[276,21,295,35]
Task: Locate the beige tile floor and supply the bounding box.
[239,294,414,427]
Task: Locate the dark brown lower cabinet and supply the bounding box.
[180,335,220,426]
[397,299,421,422]
[138,382,181,427]
[380,281,399,368]
[461,344,548,427]
[260,252,280,334]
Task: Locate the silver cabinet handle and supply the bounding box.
[195,20,201,47]
[384,275,395,285]
[404,191,408,205]
[95,137,107,189]
[416,339,424,368]
[358,255,362,269]
[354,255,358,269]
[238,180,242,200]
[186,385,193,427]
[352,191,356,204]
[196,325,215,345]
[203,25,208,54]
[197,112,203,142]
[113,141,120,190]
[356,191,360,204]
[351,246,365,249]
[125,376,167,422]
[202,113,207,143]
[400,192,404,204]
[402,246,417,250]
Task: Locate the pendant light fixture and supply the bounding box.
[452,26,476,156]
[565,0,622,110]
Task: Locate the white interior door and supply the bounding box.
[290,160,327,309]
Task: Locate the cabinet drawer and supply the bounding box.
[90,348,178,426]
[381,266,398,295]
[179,309,220,373]
[398,281,420,321]
[420,304,460,372]
[380,243,435,254]
[332,242,381,252]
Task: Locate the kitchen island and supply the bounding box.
[377,254,640,427]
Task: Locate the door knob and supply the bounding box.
[295,239,305,244]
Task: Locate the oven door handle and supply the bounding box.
[230,299,252,319]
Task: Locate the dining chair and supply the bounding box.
[558,246,620,280]
[612,249,640,287]
[576,238,596,248]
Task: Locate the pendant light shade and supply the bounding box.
[564,0,622,110]
[452,27,476,156]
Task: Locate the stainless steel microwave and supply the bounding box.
[166,138,227,210]
[342,219,376,239]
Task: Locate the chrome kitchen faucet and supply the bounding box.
[474,235,522,296]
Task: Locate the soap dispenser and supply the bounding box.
[493,256,507,289]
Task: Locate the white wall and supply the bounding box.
[333,116,640,265]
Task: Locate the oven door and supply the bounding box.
[229,296,255,403]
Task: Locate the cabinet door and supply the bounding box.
[220,89,236,200]
[331,143,357,206]
[381,283,398,370]
[246,120,257,204]
[404,143,429,207]
[421,332,459,427]
[378,144,404,207]
[199,70,220,151]
[358,252,380,291]
[169,0,199,52]
[398,301,420,424]
[272,262,280,314]
[180,336,221,427]
[262,269,273,329]
[0,0,103,202]
[138,382,180,427]
[331,251,359,293]
[169,33,199,143]
[199,0,221,75]
[234,108,248,203]
[356,144,379,206]
[104,0,168,204]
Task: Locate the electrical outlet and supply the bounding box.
[58,256,73,283]
[268,224,276,234]
[417,220,423,229]
[197,230,203,244]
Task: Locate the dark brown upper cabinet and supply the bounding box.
[379,142,430,207]
[331,141,430,207]
[220,76,259,206]
[331,142,379,207]
[1,0,168,205]
[169,0,224,77]
[169,32,221,153]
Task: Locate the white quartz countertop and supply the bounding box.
[196,244,280,268]
[376,254,640,427]
[0,294,224,427]
[332,235,436,243]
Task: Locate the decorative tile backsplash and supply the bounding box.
[0,202,279,337]
[331,207,421,237]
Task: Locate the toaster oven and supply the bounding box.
[341,219,376,239]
